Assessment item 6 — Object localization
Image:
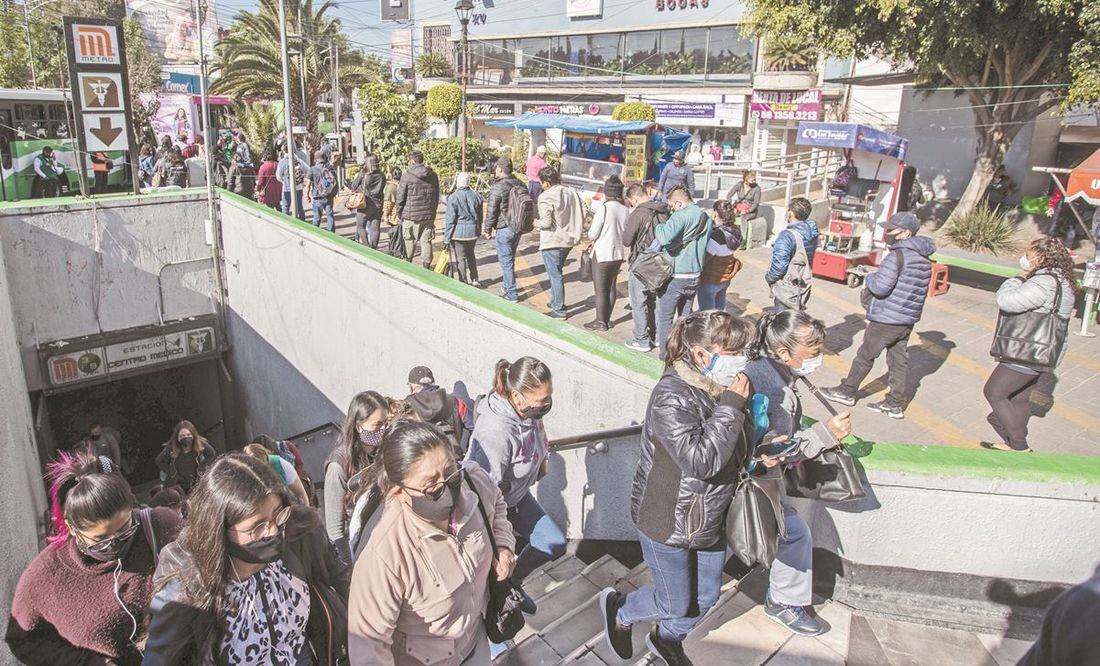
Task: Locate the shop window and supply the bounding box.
[659,28,706,75]
[515,37,549,78]
[706,27,754,76]
[587,32,623,76]
[624,30,661,76]
[469,39,512,85]
[550,35,586,78]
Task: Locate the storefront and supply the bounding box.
[627,92,748,160]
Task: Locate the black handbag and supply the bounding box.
[725,472,786,567]
[989,272,1069,368]
[579,246,594,282]
[628,212,708,292]
[387,228,407,260]
[787,377,867,502]
[464,473,526,643]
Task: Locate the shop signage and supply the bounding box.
[469,102,515,117]
[622,134,648,183]
[567,0,602,18]
[630,94,746,128]
[651,103,714,119]
[522,103,612,116]
[749,89,822,122]
[656,0,709,9]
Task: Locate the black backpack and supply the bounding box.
[506,185,536,234]
[315,165,338,199]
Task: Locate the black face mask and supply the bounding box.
[405,473,463,523]
[517,397,553,421]
[90,433,102,441]
[227,532,284,565]
[74,520,140,563]
[178,435,194,449]
[884,231,902,245]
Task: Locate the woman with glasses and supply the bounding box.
[144,453,350,665]
[349,421,516,665]
[325,391,391,561]
[6,450,182,665]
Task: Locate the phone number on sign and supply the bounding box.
[750,110,821,121]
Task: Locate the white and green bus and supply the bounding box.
[0,88,129,201]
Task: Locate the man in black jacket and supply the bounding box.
[404,366,472,455]
[395,151,440,267]
[622,183,670,352]
[484,158,526,301]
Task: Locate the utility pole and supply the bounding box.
[278,0,300,218]
[455,0,474,172]
[297,3,307,133]
[22,1,37,88]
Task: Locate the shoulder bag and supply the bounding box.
[463,473,526,643]
[783,377,867,502]
[989,272,1069,368]
[629,212,708,293]
[725,471,787,567]
[579,245,594,282]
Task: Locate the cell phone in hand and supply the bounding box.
[755,438,801,459]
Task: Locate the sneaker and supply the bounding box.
[764,596,827,637]
[517,589,537,615]
[471,280,483,288]
[819,386,856,407]
[645,628,693,666]
[600,588,633,660]
[625,340,653,352]
[547,311,568,319]
[503,294,518,302]
[866,400,904,419]
[584,320,610,331]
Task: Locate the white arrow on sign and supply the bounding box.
[82,113,129,151]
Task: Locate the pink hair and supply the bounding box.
[45,449,93,549]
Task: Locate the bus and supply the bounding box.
[0,88,130,201]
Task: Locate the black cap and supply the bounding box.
[879,211,920,234]
[408,366,434,386]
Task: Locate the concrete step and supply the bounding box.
[523,553,586,601]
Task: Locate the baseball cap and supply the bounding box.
[879,211,920,234]
[408,366,435,386]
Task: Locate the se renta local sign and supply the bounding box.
[749,89,822,122]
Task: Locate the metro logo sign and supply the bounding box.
[73,24,120,64]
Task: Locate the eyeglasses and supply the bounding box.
[403,468,463,501]
[76,518,140,556]
[230,504,292,543]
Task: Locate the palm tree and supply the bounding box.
[211,0,384,140]
[763,35,818,72]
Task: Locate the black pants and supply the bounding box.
[839,321,913,406]
[983,363,1040,450]
[593,259,623,326]
[94,170,108,194]
[452,240,479,284]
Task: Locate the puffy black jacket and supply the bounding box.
[485,175,525,230]
[395,165,440,222]
[630,361,751,550]
[622,200,670,264]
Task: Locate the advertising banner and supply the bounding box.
[125,0,218,70]
[146,92,195,143]
[750,89,822,122]
[795,122,909,161]
[622,133,648,183]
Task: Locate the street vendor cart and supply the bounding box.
[795,121,911,287]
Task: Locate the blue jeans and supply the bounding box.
[281,191,303,219]
[617,530,725,643]
[312,197,335,232]
[656,275,700,359]
[541,247,572,316]
[507,492,567,583]
[627,272,656,347]
[696,280,729,312]
[495,226,521,300]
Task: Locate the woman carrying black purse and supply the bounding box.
[982,238,1076,453]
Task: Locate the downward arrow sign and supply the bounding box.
[89,116,122,147]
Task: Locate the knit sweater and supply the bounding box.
[5,507,182,666]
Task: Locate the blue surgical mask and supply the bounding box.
[701,352,748,387]
[792,354,823,376]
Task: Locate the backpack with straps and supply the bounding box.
[506,185,536,235]
[316,165,338,199]
[137,508,163,564]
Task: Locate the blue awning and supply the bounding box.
[795,122,908,160]
[486,113,653,134]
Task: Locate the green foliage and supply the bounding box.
[233,103,279,155]
[414,137,501,186]
[612,102,657,122]
[416,52,452,79]
[426,83,463,121]
[763,35,817,72]
[358,83,425,169]
[511,130,529,164]
[943,203,1018,255]
[1065,1,1099,110]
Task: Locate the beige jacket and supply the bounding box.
[348,463,516,665]
[536,184,585,250]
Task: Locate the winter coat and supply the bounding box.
[588,200,629,263]
[155,441,217,492]
[226,162,254,198]
[348,463,515,666]
[144,506,350,666]
[765,220,819,285]
[657,162,695,198]
[630,361,751,550]
[485,175,525,231]
[725,180,761,218]
[6,508,181,666]
[995,270,1075,370]
[654,202,712,276]
[255,160,281,207]
[865,236,936,326]
[1018,571,1100,666]
[536,184,585,250]
[351,171,387,219]
[465,392,549,509]
[701,225,744,285]
[395,165,440,223]
[622,200,670,264]
[742,357,838,461]
[443,187,484,244]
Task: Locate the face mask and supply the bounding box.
[357,428,384,449]
[74,522,139,562]
[90,433,102,441]
[1019,255,1031,271]
[227,531,284,565]
[405,476,460,523]
[700,352,748,387]
[178,435,194,447]
[792,354,824,376]
[516,396,553,420]
[884,231,901,244]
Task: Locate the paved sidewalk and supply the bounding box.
[324,209,1100,456]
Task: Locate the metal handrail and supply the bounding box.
[549,424,643,453]
[285,422,342,443]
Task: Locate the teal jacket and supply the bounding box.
[654,202,712,276]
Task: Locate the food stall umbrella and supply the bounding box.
[486,112,654,134]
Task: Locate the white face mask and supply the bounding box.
[699,351,748,386]
[792,354,823,376]
[1019,255,1031,271]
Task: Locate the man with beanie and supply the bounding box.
[657,150,695,201]
[622,183,670,351]
[821,212,936,419]
[485,158,527,301]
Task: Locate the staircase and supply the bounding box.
[495,554,756,665]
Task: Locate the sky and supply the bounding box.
[213,0,395,58]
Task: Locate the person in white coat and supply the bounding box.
[586,175,629,331]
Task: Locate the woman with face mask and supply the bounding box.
[600,311,755,665]
[740,309,851,639]
[144,454,350,665]
[466,357,563,606]
[6,450,182,665]
[325,391,391,562]
[155,420,217,494]
[349,421,516,665]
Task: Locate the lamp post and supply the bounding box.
[454,0,474,172]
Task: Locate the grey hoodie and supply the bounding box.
[536,183,585,250]
[465,392,549,508]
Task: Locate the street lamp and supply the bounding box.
[455,0,474,172]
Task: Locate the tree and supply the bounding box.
[763,35,817,72]
[743,0,1095,221]
[212,0,384,140]
[612,102,656,122]
[232,102,279,155]
[358,83,426,168]
[416,52,452,79]
[426,83,462,121]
